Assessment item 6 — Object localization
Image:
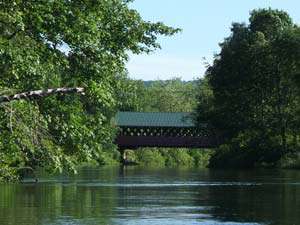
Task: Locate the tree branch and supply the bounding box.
[0,87,85,104]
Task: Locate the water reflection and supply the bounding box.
[0,167,299,225]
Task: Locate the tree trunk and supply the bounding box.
[0,87,85,104]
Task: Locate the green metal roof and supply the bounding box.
[115,111,196,127]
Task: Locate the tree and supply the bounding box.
[0,0,179,180]
[196,9,300,167]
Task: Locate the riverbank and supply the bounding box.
[2,148,299,182]
[279,153,300,169]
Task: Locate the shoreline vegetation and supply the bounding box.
[1,3,299,182]
[123,148,212,168]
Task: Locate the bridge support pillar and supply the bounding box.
[119,148,126,164]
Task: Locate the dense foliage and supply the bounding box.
[120,78,198,112]
[0,0,179,181]
[196,9,300,168]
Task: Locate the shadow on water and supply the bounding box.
[0,167,299,225]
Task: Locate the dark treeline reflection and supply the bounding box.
[200,170,300,225]
[0,167,299,225]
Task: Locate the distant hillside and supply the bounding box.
[143,79,198,87]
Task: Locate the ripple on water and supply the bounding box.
[110,218,266,225]
[74,181,262,187]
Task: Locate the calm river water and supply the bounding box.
[0,167,299,225]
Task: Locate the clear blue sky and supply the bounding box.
[126,0,300,81]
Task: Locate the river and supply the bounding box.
[0,167,299,225]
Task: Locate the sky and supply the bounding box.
[126,0,300,81]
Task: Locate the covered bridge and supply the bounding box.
[114,112,221,149]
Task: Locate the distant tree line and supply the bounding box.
[119,78,198,112]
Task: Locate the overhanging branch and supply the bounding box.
[0,87,85,104]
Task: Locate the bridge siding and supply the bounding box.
[115,111,220,149]
[116,136,219,149]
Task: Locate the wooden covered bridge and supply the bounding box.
[114,112,221,150]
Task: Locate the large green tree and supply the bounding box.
[0,0,179,180]
[196,9,300,167]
